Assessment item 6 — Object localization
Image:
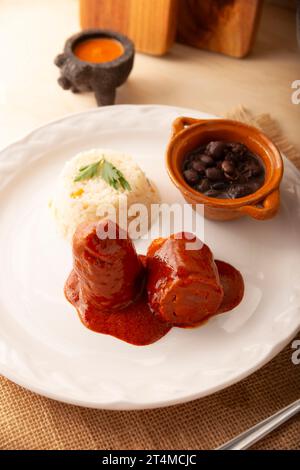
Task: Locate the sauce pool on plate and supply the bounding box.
[73,37,124,63]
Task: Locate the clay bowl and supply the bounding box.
[55,29,135,106]
[166,117,283,221]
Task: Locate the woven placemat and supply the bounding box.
[0,107,299,450]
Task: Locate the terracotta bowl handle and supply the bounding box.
[239,190,280,220]
[172,117,207,137]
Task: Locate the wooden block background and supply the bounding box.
[80,0,179,55]
[177,0,263,58]
[267,0,296,9]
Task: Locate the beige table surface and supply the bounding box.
[0,0,299,150]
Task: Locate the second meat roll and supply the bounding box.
[146,233,224,327]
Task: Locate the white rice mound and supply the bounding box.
[50,148,160,240]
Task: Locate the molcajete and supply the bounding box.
[54,29,135,106]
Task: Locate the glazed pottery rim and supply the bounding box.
[65,29,134,68]
[166,119,284,208]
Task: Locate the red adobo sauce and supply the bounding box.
[65,221,244,346]
[73,38,124,64]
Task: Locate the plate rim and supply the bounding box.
[0,104,299,410]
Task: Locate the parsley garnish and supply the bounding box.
[74,161,100,182]
[74,158,131,191]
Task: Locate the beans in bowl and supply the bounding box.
[182,141,265,199]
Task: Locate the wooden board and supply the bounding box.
[80,0,179,56]
[177,0,263,58]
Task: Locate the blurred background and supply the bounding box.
[0,0,298,149]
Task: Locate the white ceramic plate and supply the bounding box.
[0,105,299,410]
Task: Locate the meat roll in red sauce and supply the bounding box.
[146,233,224,327]
[65,220,171,345]
[71,220,144,310]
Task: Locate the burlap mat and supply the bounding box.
[0,107,299,450]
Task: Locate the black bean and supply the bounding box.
[212,182,227,190]
[242,170,253,180]
[200,155,214,167]
[205,189,222,198]
[228,184,254,199]
[242,158,262,177]
[183,169,199,184]
[196,179,211,193]
[190,154,201,162]
[221,160,235,175]
[236,174,248,184]
[206,141,227,160]
[224,152,237,163]
[191,161,206,173]
[224,171,238,181]
[229,142,247,155]
[205,167,223,181]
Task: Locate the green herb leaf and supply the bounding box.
[74,160,102,182]
[74,157,131,191]
[101,160,131,191]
